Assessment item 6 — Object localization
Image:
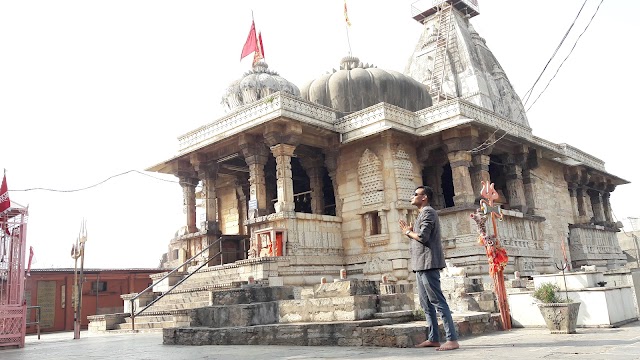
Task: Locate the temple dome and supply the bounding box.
[301,56,432,114]
[221,61,300,112]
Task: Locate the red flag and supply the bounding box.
[0,171,10,214]
[240,21,258,60]
[258,32,265,58]
[252,31,264,66]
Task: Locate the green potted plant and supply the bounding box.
[531,282,581,334]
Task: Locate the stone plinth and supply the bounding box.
[151,272,184,293]
[533,271,605,290]
[121,292,156,314]
[508,286,638,328]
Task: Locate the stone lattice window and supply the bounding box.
[393,145,415,202]
[358,149,384,205]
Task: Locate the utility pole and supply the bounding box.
[70,219,87,339]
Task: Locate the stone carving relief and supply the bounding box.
[358,149,384,206]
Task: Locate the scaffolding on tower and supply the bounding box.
[0,201,29,348]
[411,0,480,103]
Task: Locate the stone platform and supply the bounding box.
[163,311,503,347]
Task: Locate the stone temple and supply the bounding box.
[131,0,630,341]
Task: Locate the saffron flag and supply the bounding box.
[344,0,351,26]
[0,171,10,214]
[240,21,258,60]
[252,31,264,66]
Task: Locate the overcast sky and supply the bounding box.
[1,0,637,269]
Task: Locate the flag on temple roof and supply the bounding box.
[252,31,264,66]
[344,0,351,26]
[0,170,10,215]
[1,170,10,235]
[240,20,257,60]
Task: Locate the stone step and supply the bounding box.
[164,313,503,347]
[373,310,414,320]
[117,321,173,330]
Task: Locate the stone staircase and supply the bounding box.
[163,280,504,347]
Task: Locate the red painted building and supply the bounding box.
[24,268,163,334]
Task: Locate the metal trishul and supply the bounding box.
[479,181,503,233]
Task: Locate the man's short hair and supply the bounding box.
[416,185,434,201]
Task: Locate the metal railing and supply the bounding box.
[26,306,41,340]
[129,236,224,331]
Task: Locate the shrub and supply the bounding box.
[532,282,563,303]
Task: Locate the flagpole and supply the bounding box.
[345,24,352,57]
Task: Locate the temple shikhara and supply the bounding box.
[89,1,634,344]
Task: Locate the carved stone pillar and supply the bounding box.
[522,168,538,215]
[324,149,341,217]
[179,176,199,233]
[200,168,220,234]
[470,153,491,199]
[576,186,593,223]
[236,184,247,233]
[602,191,613,223]
[505,154,527,213]
[240,139,270,218]
[270,144,297,212]
[588,189,606,224]
[568,183,580,224]
[299,154,325,215]
[446,151,476,206]
[378,210,388,234]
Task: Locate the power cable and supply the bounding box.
[526,0,604,112]
[9,170,198,193]
[522,0,589,106]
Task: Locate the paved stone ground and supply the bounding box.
[3,322,640,360]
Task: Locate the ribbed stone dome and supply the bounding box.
[221,61,301,112]
[301,56,432,113]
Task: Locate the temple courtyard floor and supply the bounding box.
[3,321,640,360]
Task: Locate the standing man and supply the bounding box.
[399,185,459,351]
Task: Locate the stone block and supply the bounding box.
[391,259,408,270]
[313,279,377,298]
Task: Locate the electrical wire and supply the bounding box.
[522,0,589,106]
[8,170,197,193]
[526,0,604,112]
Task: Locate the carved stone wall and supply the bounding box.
[570,225,626,269]
[528,159,573,271]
